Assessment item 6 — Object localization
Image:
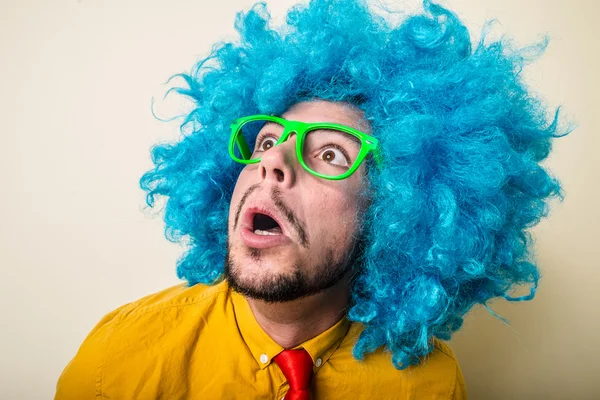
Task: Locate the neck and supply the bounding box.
[245,274,351,349]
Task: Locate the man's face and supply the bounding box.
[225,100,371,302]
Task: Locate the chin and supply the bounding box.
[224,240,352,303]
[225,257,308,303]
[243,255,299,282]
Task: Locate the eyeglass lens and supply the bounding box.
[233,119,361,177]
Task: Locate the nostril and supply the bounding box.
[274,169,284,182]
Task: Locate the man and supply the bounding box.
[56,0,566,398]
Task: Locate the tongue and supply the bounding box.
[267,225,282,234]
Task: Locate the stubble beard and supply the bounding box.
[224,238,362,303]
[226,182,365,303]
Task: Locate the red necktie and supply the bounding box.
[273,349,314,400]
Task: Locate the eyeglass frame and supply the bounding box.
[228,114,381,180]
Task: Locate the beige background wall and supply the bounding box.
[1,0,597,399]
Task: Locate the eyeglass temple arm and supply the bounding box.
[372,147,383,167]
[236,134,252,160]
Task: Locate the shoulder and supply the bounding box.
[55,280,231,399]
[329,324,466,399]
[89,279,233,353]
[429,337,461,371]
[401,338,467,400]
[101,279,235,367]
[107,279,230,321]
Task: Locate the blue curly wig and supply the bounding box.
[140,0,567,368]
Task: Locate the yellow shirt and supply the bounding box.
[56,280,467,399]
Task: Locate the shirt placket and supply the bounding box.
[275,381,289,400]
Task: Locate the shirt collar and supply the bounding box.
[230,285,350,371]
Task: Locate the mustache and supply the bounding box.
[233,184,309,248]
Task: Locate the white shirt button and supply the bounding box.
[260,354,268,364]
[315,358,322,367]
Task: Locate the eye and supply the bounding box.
[255,135,277,152]
[315,146,349,167]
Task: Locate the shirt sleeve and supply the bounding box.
[54,304,128,400]
[451,362,468,400]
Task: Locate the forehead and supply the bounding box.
[281,100,372,134]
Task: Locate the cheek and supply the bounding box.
[321,194,356,219]
[228,170,252,226]
[308,186,362,239]
[230,179,245,207]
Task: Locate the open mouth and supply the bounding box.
[253,213,282,236]
[239,207,292,249]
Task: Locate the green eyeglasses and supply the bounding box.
[229,115,380,180]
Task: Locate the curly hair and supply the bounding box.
[140,0,567,368]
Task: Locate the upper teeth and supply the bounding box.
[254,229,279,236]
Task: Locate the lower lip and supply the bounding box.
[240,227,292,249]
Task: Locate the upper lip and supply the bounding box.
[241,202,290,238]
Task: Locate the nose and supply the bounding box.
[258,133,297,187]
